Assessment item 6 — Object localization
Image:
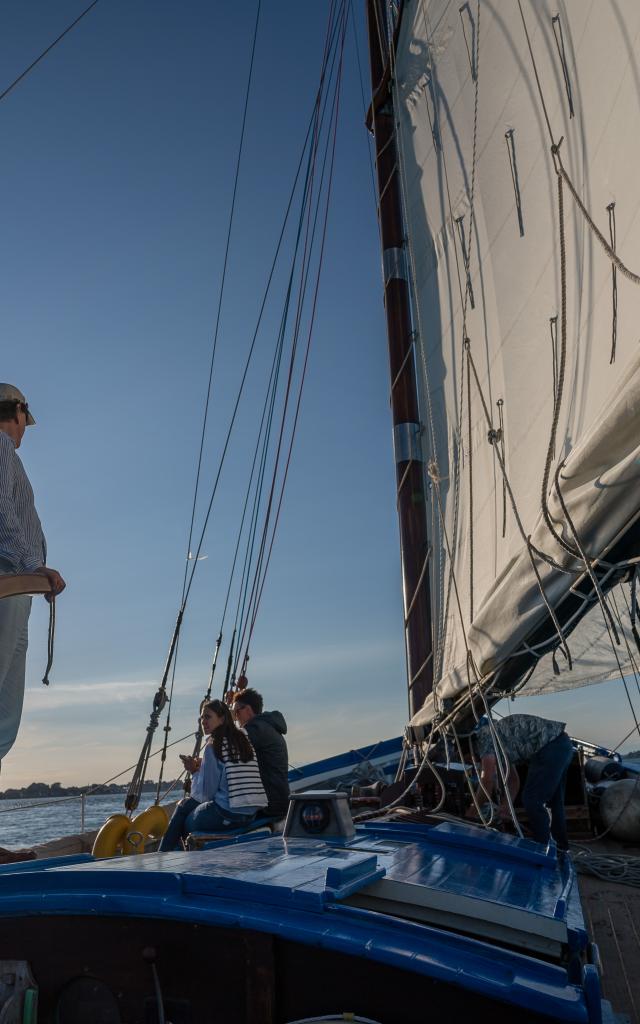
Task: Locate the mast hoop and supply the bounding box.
[383,245,408,283]
[393,421,424,464]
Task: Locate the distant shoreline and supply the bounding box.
[0,780,179,800]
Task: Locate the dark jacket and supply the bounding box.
[245,711,290,816]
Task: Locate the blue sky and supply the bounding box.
[0,1,636,792]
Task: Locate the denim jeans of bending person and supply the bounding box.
[521,731,574,849]
[159,797,256,851]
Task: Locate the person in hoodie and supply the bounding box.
[232,688,290,817]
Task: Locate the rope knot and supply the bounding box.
[551,136,564,173]
[487,427,503,445]
[427,459,446,484]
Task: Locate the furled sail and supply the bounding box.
[389,0,640,725]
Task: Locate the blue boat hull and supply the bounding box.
[0,815,611,1024]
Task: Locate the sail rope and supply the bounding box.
[0,0,101,106]
[127,5,264,809]
[517,0,640,288]
[348,0,380,234]
[465,344,573,667]
[353,730,448,823]
[235,4,349,677]
[142,2,349,801]
[179,0,263,610]
[607,588,640,741]
[570,843,640,889]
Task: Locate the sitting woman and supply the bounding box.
[159,699,267,851]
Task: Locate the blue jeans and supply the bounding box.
[522,732,574,849]
[159,798,256,851]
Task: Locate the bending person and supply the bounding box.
[159,700,266,851]
[470,713,574,849]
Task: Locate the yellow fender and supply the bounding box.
[91,814,132,858]
[123,804,170,855]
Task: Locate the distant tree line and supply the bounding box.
[0,780,179,800]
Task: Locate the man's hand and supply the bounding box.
[33,566,66,602]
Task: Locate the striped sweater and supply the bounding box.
[220,738,267,810]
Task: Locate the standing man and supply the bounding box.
[469,713,575,850]
[0,384,65,764]
[233,689,290,818]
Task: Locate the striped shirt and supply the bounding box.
[220,738,267,810]
[0,431,46,573]
[190,734,267,812]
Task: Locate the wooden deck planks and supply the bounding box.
[578,870,640,1024]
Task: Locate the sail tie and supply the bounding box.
[607,203,618,364]
[504,129,525,238]
[551,15,575,119]
[41,596,55,687]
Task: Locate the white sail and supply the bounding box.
[390,0,640,725]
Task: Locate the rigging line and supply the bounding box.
[519,0,640,286]
[460,0,480,335]
[465,345,572,664]
[236,102,341,661]
[222,325,290,636]
[232,93,327,662]
[0,0,100,105]
[467,344,474,621]
[612,585,640,702]
[182,1,346,607]
[231,10,347,667]
[231,141,321,658]
[477,695,524,837]
[539,173,587,563]
[180,0,262,603]
[553,460,620,645]
[613,721,640,754]
[614,581,638,692]
[450,723,496,828]
[348,0,380,231]
[428,463,470,651]
[516,0,556,149]
[155,629,183,797]
[228,151,317,647]
[554,144,640,286]
[587,584,640,739]
[241,8,349,661]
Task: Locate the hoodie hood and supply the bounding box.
[254,710,287,735]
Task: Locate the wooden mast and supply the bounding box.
[366,0,433,719]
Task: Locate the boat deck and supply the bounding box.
[576,842,640,1024]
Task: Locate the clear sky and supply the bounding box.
[0,1,636,794]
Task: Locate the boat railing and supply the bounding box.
[0,791,91,833]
